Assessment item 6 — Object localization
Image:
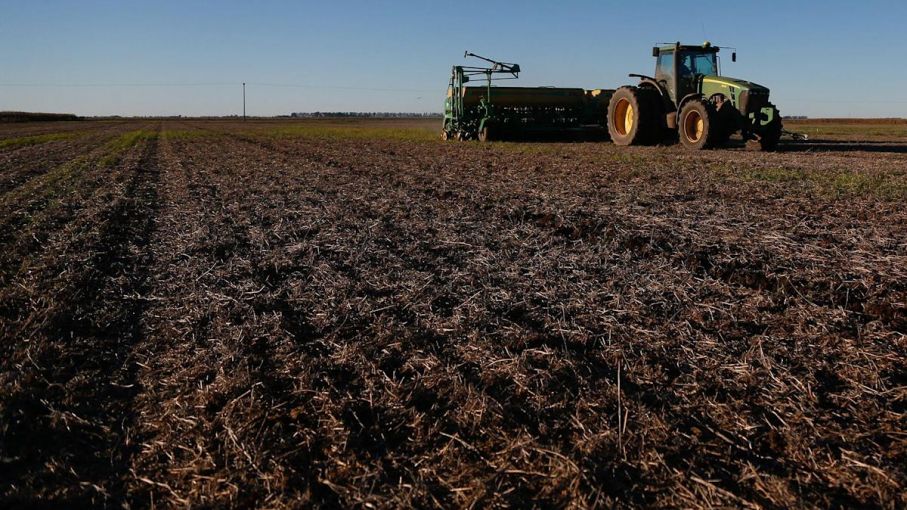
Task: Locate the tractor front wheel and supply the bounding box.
[679,99,718,150]
[758,104,782,151]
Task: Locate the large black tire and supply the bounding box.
[607,86,660,145]
[758,103,782,151]
[678,98,719,150]
[640,86,669,144]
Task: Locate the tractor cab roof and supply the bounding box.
[656,42,721,54]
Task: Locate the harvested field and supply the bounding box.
[1,118,905,508]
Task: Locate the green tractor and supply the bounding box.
[607,42,782,150]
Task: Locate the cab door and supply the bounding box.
[654,51,675,104]
[675,51,699,102]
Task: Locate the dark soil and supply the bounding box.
[1,119,904,508]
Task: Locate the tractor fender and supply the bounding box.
[636,77,671,100]
[677,93,705,113]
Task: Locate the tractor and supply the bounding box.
[607,42,782,150]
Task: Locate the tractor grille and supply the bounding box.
[739,90,768,114]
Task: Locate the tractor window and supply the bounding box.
[655,52,674,88]
[680,52,718,76]
[692,53,717,75]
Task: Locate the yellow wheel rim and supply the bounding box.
[683,110,704,142]
[613,98,634,136]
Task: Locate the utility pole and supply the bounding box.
[243,82,246,120]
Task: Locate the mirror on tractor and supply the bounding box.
[732,52,737,62]
[652,47,660,57]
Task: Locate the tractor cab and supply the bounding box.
[652,42,723,104]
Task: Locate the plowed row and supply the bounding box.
[1,119,905,508]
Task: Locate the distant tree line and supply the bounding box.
[0,111,80,122]
[291,112,442,118]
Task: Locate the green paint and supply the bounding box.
[443,54,613,140]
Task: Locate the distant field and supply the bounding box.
[266,117,907,140]
[186,116,907,142]
[785,117,907,124]
[785,118,907,139]
[1,118,904,508]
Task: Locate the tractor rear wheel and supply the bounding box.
[679,99,718,150]
[607,86,659,145]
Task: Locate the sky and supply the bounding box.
[1,0,905,117]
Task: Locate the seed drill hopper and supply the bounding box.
[442,52,613,141]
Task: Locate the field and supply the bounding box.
[1,118,905,508]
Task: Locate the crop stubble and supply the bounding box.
[0,119,905,508]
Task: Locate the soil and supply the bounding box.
[1,119,904,508]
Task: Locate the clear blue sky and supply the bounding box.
[1,1,905,117]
